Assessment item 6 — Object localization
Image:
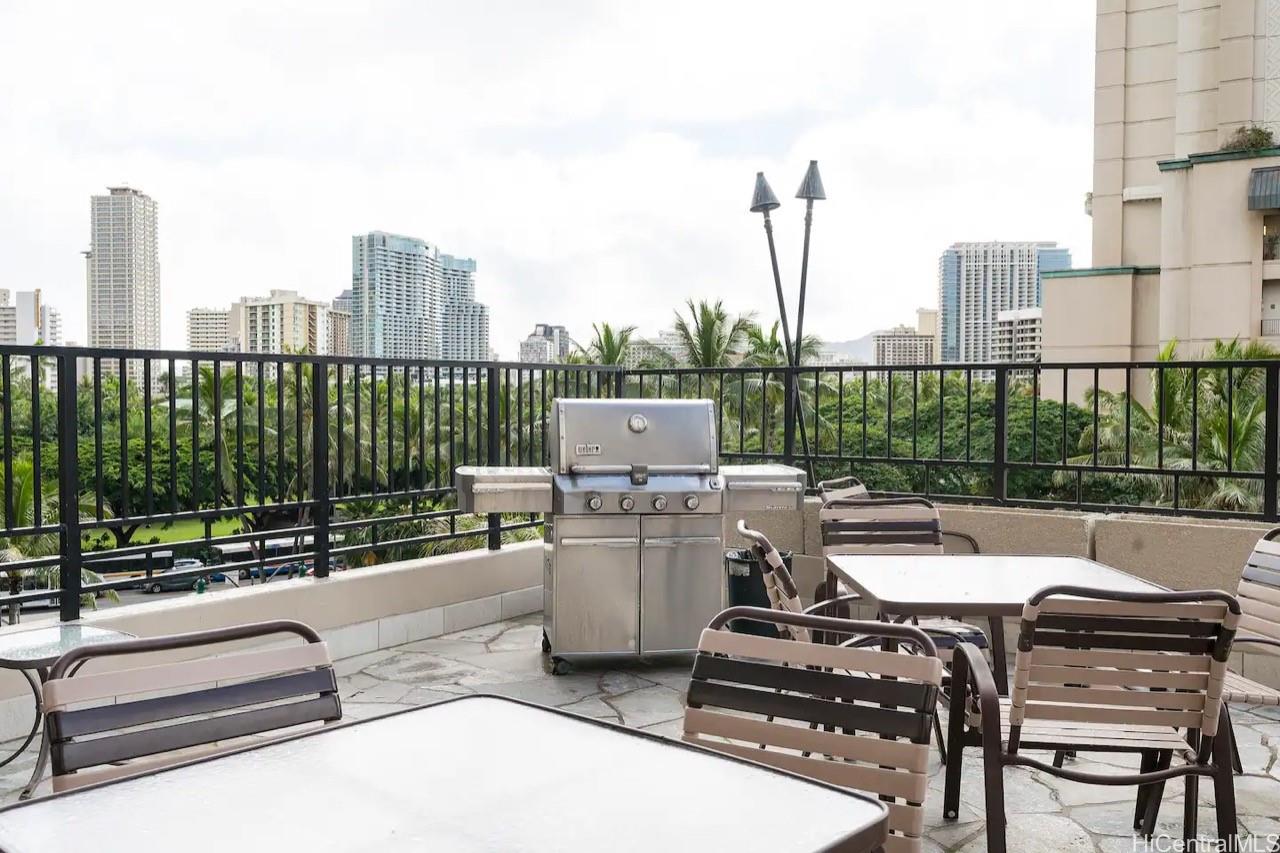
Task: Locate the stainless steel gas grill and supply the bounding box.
[455,398,804,673]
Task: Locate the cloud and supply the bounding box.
[0,1,1093,357]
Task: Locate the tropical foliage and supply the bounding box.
[0,320,1275,615]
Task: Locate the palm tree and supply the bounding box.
[581,323,636,366]
[739,321,823,368]
[0,460,116,624]
[673,300,754,367]
[1069,338,1279,512]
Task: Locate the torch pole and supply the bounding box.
[761,211,815,481]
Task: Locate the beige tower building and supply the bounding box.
[1045,0,1280,366]
[86,187,160,380]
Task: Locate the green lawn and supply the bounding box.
[84,517,241,551]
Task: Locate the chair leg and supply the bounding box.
[1052,750,1066,769]
[981,741,1007,853]
[1184,773,1200,848]
[1135,751,1158,831]
[933,712,947,766]
[1211,732,1239,851]
[1223,704,1243,775]
[1141,750,1173,838]
[942,695,966,820]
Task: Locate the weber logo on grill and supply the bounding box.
[574,443,602,456]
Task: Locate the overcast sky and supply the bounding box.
[0,2,1094,358]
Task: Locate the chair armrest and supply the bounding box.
[1263,527,1280,542]
[942,531,981,554]
[804,593,864,616]
[1233,635,1280,652]
[949,642,1002,742]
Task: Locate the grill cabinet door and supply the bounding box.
[640,515,725,654]
[550,516,640,655]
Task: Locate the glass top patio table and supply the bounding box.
[0,695,890,853]
[826,554,1168,618]
[0,624,134,670]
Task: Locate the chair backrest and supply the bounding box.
[817,476,870,504]
[1009,587,1240,747]
[683,607,942,853]
[43,620,341,792]
[736,520,809,642]
[1237,532,1280,656]
[820,497,944,557]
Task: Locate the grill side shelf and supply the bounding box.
[454,466,553,514]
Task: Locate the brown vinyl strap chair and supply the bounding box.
[815,475,870,503]
[811,496,989,662]
[683,606,942,853]
[36,619,341,794]
[1224,530,1280,707]
[943,586,1241,853]
[735,520,810,642]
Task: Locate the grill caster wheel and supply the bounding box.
[551,658,573,676]
[541,631,551,654]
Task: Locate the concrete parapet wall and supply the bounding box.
[0,541,543,740]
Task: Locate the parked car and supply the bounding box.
[173,557,226,583]
[237,558,337,581]
[141,559,224,594]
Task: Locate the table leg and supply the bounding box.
[0,668,42,776]
[987,617,1009,697]
[18,667,49,801]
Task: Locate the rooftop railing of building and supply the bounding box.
[0,345,1276,621]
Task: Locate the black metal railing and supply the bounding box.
[0,346,621,621]
[623,359,1280,522]
[1,346,1277,622]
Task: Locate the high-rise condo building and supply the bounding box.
[86,187,160,379]
[350,232,489,361]
[0,289,62,347]
[186,307,232,352]
[937,241,1070,363]
[332,288,353,315]
[438,254,489,361]
[443,301,489,361]
[1044,1,1280,368]
[992,307,1043,363]
[326,306,351,357]
[228,290,328,355]
[519,324,578,363]
[873,308,938,367]
[351,232,439,360]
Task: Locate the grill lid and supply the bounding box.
[552,398,718,476]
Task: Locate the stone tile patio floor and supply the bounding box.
[1,613,1278,852]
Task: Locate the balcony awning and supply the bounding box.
[1249,166,1280,210]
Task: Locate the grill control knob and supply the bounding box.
[683,494,700,511]
[651,495,668,512]
[619,495,635,512]
[586,493,603,512]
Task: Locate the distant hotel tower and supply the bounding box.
[86,187,160,380]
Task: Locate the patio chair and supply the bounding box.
[36,619,341,794]
[735,519,810,642]
[815,475,870,503]
[943,586,1241,852]
[1224,529,1280,718]
[809,496,989,661]
[683,606,942,853]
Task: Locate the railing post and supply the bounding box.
[486,366,501,550]
[56,355,81,621]
[992,364,1008,505]
[782,368,796,466]
[311,360,331,578]
[614,368,624,399]
[1265,363,1279,523]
